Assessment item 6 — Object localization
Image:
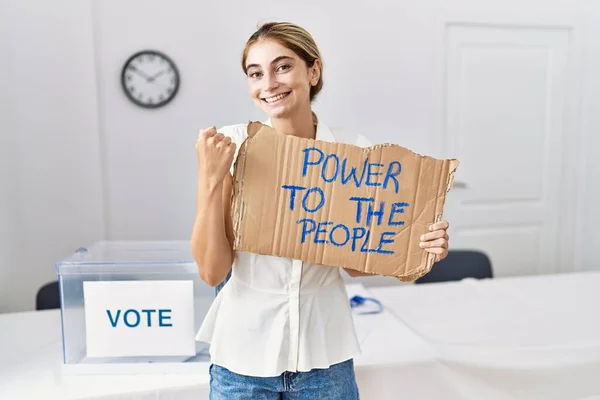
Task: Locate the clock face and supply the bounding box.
[121,50,180,108]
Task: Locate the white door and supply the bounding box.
[433,4,584,277]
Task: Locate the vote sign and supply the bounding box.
[83,280,195,357]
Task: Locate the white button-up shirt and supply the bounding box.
[195,118,365,377]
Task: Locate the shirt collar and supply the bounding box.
[262,114,336,143]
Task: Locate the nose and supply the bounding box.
[263,72,280,92]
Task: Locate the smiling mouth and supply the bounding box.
[262,92,291,104]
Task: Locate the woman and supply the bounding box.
[192,21,450,399]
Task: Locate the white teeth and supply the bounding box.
[264,92,289,103]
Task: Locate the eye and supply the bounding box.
[248,71,262,79]
[276,64,291,72]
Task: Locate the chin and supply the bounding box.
[257,104,291,119]
[266,108,291,119]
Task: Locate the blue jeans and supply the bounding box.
[209,359,360,399]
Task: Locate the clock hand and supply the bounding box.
[128,65,152,80]
[147,70,166,82]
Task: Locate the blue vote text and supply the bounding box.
[106,308,173,328]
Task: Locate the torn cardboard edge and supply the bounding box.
[231,121,459,282]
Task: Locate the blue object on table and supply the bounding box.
[349,295,383,315]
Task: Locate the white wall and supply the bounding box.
[2,0,105,312]
[2,0,599,312]
[579,1,600,271]
[0,0,19,313]
[92,0,440,241]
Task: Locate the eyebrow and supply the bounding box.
[246,55,294,71]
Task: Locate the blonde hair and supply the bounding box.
[241,22,324,102]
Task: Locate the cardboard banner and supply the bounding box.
[231,122,459,282]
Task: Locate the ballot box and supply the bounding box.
[55,240,215,374]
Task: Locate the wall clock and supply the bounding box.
[121,50,180,109]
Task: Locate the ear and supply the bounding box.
[310,59,322,86]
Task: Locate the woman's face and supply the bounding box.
[245,39,319,119]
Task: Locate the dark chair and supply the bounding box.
[415,250,492,284]
[36,280,60,310]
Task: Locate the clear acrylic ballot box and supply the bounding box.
[55,240,215,374]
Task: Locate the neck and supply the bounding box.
[270,106,316,139]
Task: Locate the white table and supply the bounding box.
[370,271,600,400]
[0,283,449,400]
[2,273,599,399]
